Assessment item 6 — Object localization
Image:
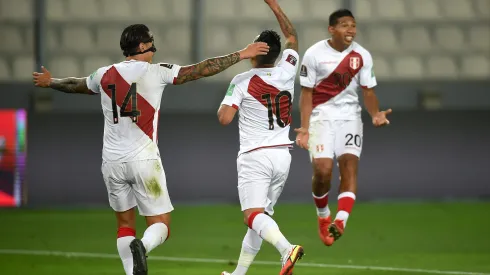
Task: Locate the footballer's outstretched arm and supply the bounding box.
[33,67,94,95]
[173,42,270,85]
[265,0,298,51]
[362,87,392,127]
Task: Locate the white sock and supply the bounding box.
[312,192,331,218]
[141,222,169,254]
[250,213,291,258]
[232,229,263,275]
[117,236,135,275]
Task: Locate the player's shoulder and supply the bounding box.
[304,40,328,56]
[351,42,373,60]
[231,70,255,85]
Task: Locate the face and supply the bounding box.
[139,41,155,63]
[328,16,356,46]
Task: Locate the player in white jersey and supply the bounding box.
[217,1,303,275]
[32,24,269,275]
[295,9,392,246]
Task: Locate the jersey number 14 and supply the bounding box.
[108,83,141,124]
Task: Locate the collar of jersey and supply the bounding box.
[324,38,354,54]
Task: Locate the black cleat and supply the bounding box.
[130,239,148,275]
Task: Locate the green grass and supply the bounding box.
[0,202,489,275]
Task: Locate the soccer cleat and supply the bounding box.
[328,219,345,241]
[280,245,304,275]
[318,216,335,246]
[130,239,148,275]
[221,272,231,275]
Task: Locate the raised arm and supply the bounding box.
[265,0,298,51]
[33,67,94,95]
[173,42,269,85]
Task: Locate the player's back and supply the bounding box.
[86,60,181,162]
[229,49,299,155]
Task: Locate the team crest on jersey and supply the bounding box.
[349,57,361,70]
[300,65,307,77]
[316,144,324,153]
[285,54,297,66]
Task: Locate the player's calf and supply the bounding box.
[333,154,358,239]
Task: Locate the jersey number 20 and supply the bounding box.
[108,83,141,124]
[261,91,292,130]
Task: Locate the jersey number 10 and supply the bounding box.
[261,91,292,130]
[108,83,141,124]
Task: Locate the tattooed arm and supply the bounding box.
[33,67,94,95]
[266,0,298,51]
[173,42,270,85]
[49,78,93,94]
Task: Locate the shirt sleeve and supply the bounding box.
[299,50,317,88]
[220,77,244,110]
[86,68,102,94]
[156,63,182,85]
[359,52,377,89]
[276,49,300,76]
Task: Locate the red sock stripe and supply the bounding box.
[117,227,136,238]
[247,211,262,229]
[338,197,356,214]
[313,193,329,208]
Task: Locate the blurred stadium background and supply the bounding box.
[0,0,489,274]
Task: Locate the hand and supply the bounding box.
[372,108,392,127]
[239,42,270,60]
[33,66,52,88]
[294,127,310,150]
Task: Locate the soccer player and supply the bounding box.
[295,9,392,246]
[217,1,302,274]
[32,24,269,275]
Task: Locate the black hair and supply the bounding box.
[329,9,355,26]
[120,24,154,57]
[253,30,281,65]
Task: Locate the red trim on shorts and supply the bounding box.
[166,227,171,241]
[117,227,136,238]
[245,144,293,154]
[232,104,239,110]
[172,77,177,85]
[247,211,262,229]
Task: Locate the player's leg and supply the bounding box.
[131,159,174,275]
[330,119,363,240]
[308,120,335,245]
[268,148,304,275]
[102,162,138,275]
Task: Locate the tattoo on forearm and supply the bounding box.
[175,52,241,84]
[273,6,298,50]
[50,78,90,94]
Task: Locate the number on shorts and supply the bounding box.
[108,83,141,124]
[262,91,292,130]
[345,133,362,147]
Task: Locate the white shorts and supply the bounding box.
[309,119,363,160]
[237,147,291,216]
[101,159,174,216]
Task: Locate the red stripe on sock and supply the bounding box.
[247,212,262,229]
[117,227,136,238]
[338,197,356,214]
[313,193,329,208]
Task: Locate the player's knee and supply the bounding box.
[313,160,333,183]
[243,209,265,226]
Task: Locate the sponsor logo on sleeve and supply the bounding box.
[285,54,297,66]
[226,84,235,96]
[300,65,307,77]
[160,63,174,69]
